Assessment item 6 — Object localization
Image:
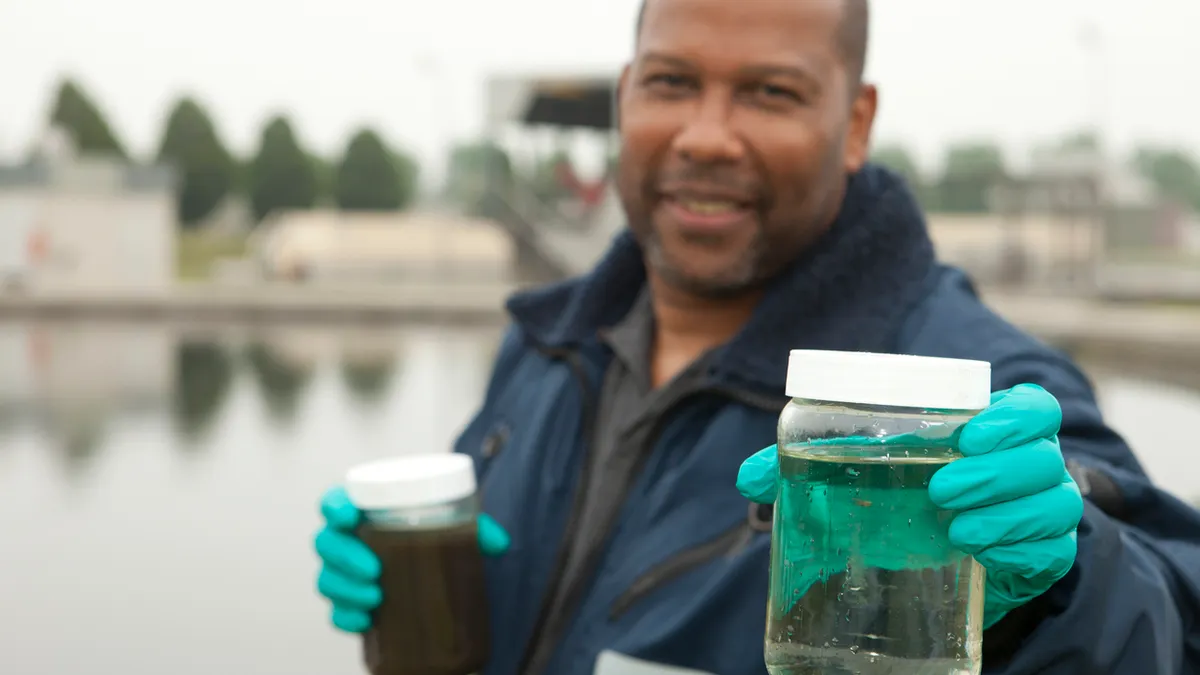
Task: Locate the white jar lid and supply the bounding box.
[786,349,992,411]
[345,453,477,511]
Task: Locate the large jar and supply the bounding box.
[766,350,991,675]
[346,453,490,675]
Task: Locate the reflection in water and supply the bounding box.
[48,405,108,479]
[173,341,236,442]
[341,356,398,407]
[245,341,315,424]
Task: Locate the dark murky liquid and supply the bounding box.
[359,522,490,675]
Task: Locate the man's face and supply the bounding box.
[616,0,877,297]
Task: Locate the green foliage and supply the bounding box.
[444,140,514,205]
[248,116,319,222]
[333,128,418,211]
[1133,147,1200,212]
[391,149,420,208]
[872,144,920,184]
[938,142,1008,213]
[871,144,939,210]
[48,78,127,158]
[156,96,236,227]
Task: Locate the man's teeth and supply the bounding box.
[681,200,738,214]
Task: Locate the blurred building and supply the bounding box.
[479,71,622,281]
[252,209,516,283]
[0,127,177,294]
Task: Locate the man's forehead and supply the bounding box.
[635,0,844,72]
[636,0,844,57]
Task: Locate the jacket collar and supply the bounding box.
[505,164,938,394]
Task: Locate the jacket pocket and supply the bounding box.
[608,503,773,621]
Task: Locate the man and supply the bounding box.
[313,0,1200,672]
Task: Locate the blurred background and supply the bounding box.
[3,0,1200,673]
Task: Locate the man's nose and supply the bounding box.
[670,96,745,165]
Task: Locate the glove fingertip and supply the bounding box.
[478,513,511,556]
[331,607,372,633]
[736,445,779,504]
[321,485,362,530]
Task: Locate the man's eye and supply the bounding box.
[645,73,694,90]
[758,84,802,102]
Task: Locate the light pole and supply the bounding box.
[414,53,453,200]
[1079,19,1108,295]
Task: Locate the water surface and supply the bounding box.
[0,320,1194,675]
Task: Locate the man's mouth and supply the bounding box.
[660,194,756,233]
[674,199,743,215]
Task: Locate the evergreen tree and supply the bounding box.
[248,116,319,222]
[938,142,1008,213]
[48,77,127,158]
[156,96,236,226]
[334,128,404,210]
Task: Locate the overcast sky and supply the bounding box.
[2,0,1197,176]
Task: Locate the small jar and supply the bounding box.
[765,350,991,675]
[345,453,490,675]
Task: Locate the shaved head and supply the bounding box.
[635,0,870,84]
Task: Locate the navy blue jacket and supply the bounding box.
[454,166,1200,675]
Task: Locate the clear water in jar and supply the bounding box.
[765,445,984,675]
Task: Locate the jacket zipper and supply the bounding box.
[607,518,757,621]
[606,386,784,622]
[515,346,599,675]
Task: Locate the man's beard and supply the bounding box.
[635,223,772,300]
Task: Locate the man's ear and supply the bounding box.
[844,82,878,173]
[615,64,632,132]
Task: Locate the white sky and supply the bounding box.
[1,0,1197,178]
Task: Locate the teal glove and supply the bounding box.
[927,384,1082,627]
[736,383,1083,628]
[313,485,511,633]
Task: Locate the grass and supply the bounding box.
[176,230,252,281]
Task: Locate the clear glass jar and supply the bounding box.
[346,454,490,675]
[766,351,990,675]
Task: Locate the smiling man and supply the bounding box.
[312,0,1200,673]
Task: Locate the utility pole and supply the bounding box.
[1079,19,1108,296]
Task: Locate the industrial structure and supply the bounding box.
[474,71,1199,300]
[253,210,516,284]
[0,127,177,294]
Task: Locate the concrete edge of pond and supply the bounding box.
[1,284,1197,362]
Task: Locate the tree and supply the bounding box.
[310,153,335,206]
[871,144,921,185]
[156,96,236,227]
[938,142,1007,213]
[444,140,513,206]
[248,116,319,221]
[391,149,420,207]
[334,129,407,210]
[48,77,127,158]
[870,143,941,209]
[1133,147,1200,211]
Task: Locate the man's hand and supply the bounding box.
[735,383,1084,626]
[313,485,511,633]
[928,384,1083,627]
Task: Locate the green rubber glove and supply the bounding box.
[313,485,511,633]
[927,384,1082,627]
[737,383,1083,628]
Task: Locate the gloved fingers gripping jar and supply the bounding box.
[767,350,991,675]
